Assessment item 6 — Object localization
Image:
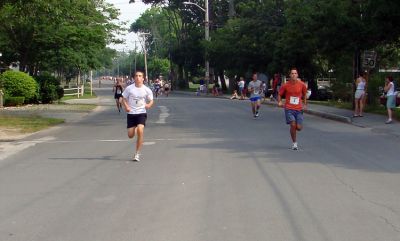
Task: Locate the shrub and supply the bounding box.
[5,96,25,106]
[57,86,64,99]
[331,81,352,102]
[0,71,38,103]
[34,74,64,103]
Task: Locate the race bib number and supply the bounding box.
[289,96,300,105]
[133,98,144,107]
[117,90,122,94]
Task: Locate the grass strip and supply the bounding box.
[0,115,64,133]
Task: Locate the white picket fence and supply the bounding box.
[63,85,84,97]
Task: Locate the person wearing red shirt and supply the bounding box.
[278,68,307,150]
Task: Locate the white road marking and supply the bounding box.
[155,106,169,124]
[0,136,55,161]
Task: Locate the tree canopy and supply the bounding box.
[129,0,400,90]
[0,0,122,78]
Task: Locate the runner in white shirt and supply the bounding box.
[248,73,263,118]
[122,71,154,161]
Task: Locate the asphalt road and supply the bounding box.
[1,87,400,241]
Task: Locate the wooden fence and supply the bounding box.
[63,85,84,97]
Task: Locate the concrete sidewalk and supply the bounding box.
[173,90,400,138]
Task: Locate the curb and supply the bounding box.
[304,109,352,124]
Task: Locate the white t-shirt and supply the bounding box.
[238,80,245,88]
[387,82,395,96]
[248,80,262,97]
[122,84,153,114]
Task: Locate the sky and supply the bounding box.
[105,0,150,52]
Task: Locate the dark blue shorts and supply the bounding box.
[127,113,147,128]
[285,109,303,125]
[250,96,261,102]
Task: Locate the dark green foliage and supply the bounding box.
[34,74,63,103]
[5,96,25,106]
[331,82,353,102]
[0,71,38,103]
[0,0,122,77]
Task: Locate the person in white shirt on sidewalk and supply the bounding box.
[353,73,366,117]
[384,76,396,124]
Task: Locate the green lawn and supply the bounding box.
[188,82,200,92]
[0,115,64,133]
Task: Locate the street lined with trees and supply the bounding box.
[130,0,400,100]
[1,0,399,105]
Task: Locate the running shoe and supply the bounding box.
[292,143,298,150]
[133,153,141,162]
[385,119,393,124]
[255,111,259,117]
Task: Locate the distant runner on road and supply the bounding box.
[278,68,307,150]
[248,72,263,118]
[113,79,124,113]
[122,71,154,162]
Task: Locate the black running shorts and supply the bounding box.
[127,113,147,128]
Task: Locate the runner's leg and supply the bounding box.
[127,127,136,139]
[251,101,256,116]
[256,99,261,112]
[135,124,145,153]
[290,122,297,142]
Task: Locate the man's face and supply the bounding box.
[290,70,298,80]
[252,74,257,81]
[134,72,144,84]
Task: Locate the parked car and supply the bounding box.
[308,79,333,100]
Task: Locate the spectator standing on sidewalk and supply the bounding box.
[384,76,396,124]
[271,73,281,101]
[122,71,154,162]
[353,73,366,117]
[238,77,245,100]
[278,68,307,150]
[212,81,220,96]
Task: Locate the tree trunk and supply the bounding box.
[228,75,237,93]
[218,70,227,92]
[229,0,235,18]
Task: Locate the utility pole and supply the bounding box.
[134,41,137,73]
[183,1,210,90]
[139,33,151,82]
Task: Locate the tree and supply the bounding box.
[0,0,123,78]
[130,3,204,88]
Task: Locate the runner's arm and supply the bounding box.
[302,85,307,109]
[122,97,131,112]
[145,99,154,109]
[278,85,285,107]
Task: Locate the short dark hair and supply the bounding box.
[289,67,298,74]
[134,70,145,76]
